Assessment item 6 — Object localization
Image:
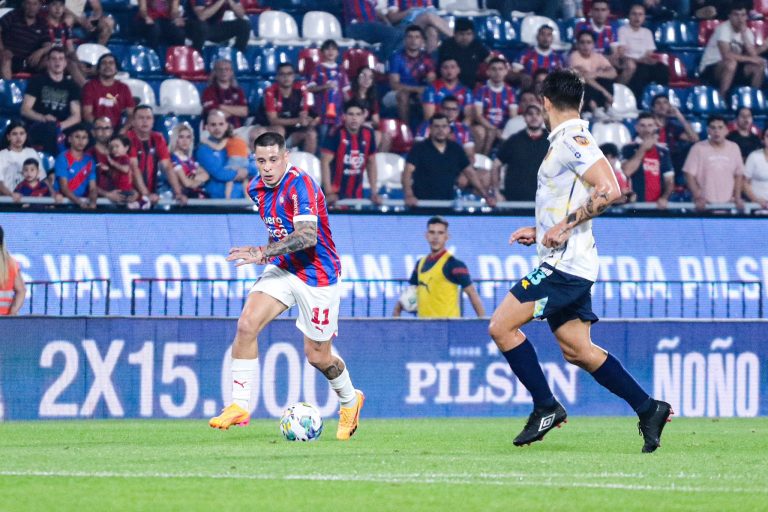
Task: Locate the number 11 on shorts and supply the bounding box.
[311,307,330,326]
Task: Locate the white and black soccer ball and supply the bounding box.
[398,285,418,313]
[279,402,324,442]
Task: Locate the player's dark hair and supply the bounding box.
[440,95,459,105]
[65,122,89,137]
[96,53,117,72]
[650,94,668,108]
[277,62,294,72]
[134,104,154,116]
[537,24,554,35]
[343,99,365,113]
[629,3,645,12]
[254,132,286,151]
[1,120,28,151]
[599,142,619,158]
[637,111,655,122]
[320,39,338,51]
[707,114,727,126]
[454,18,474,33]
[541,68,584,112]
[109,134,131,150]
[729,2,749,14]
[430,113,450,125]
[736,106,753,117]
[591,0,610,8]
[405,24,425,38]
[576,29,595,42]
[0,225,3,247]
[47,46,67,58]
[427,216,448,228]
[488,57,507,67]
[22,158,39,168]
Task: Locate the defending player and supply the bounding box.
[209,132,364,440]
[488,69,672,453]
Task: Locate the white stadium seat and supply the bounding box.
[611,83,639,119]
[439,0,479,10]
[374,152,406,192]
[158,79,202,115]
[76,43,111,67]
[591,121,633,147]
[519,15,565,49]
[474,154,493,173]
[302,11,342,41]
[123,78,157,108]
[258,11,300,42]
[288,151,322,184]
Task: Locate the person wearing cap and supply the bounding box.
[491,103,548,202]
[81,53,135,131]
[0,225,26,316]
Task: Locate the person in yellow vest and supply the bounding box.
[393,216,485,318]
[0,226,26,316]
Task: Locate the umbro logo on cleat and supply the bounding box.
[538,413,556,431]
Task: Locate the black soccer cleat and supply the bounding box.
[513,401,568,446]
[637,399,673,453]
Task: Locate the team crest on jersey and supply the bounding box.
[572,135,590,146]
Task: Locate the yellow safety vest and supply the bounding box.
[416,251,460,318]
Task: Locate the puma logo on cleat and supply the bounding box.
[539,413,556,431]
[234,380,247,388]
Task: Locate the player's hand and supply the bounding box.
[404,195,418,207]
[694,195,707,212]
[149,193,160,205]
[369,192,382,206]
[175,193,188,206]
[656,197,668,210]
[509,226,536,246]
[227,246,267,267]
[734,197,745,212]
[542,220,571,249]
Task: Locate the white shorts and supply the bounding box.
[250,264,341,342]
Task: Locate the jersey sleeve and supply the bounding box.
[292,175,319,223]
[422,85,436,105]
[408,264,418,285]
[54,153,68,179]
[155,135,171,161]
[443,257,472,288]
[201,86,218,110]
[563,130,605,177]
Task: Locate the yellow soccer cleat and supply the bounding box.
[209,403,250,430]
[336,390,365,440]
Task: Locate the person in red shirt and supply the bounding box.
[202,58,247,128]
[261,62,318,153]
[82,53,135,131]
[46,0,86,87]
[137,0,186,48]
[107,134,140,206]
[621,112,674,208]
[126,105,186,205]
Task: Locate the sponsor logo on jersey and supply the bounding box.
[573,135,590,146]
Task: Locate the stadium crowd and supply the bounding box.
[0,0,767,211]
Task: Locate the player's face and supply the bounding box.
[23,0,41,17]
[591,2,609,24]
[577,35,594,56]
[707,120,727,143]
[357,68,374,89]
[255,144,288,186]
[109,139,128,157]
[214,61,233,82]
[524,108,543,130]
[93,120,113,143]
[441,102,459,122]
[48,51,67,74]
[7,127,27,149]
[440,60,459,81]
[322,45,339,63]
[98,56,117,79]
[343,107,365,132]
[629,6,645,28]
[636,118,658,138]
[454,29,474,47]
[737,109,753,130]
[430,119,451,142]
[22,165,38,182]
[537,28,553,49]
[69,131,89,152]
[425,223,449,252]
[277,66,295,88]
[176,129,193,151]
[729,9,747,31]
[207,114,229,139]
[405,30,424,51]
[49,1,65,19]
[134,108,154,133]
[488,62,507,83]
[652,97,670,116]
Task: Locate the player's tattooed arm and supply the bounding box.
[262,221,318,258]
[564,183,614,228]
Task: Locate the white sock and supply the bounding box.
[329,367,357,407]
[231,358,258,410]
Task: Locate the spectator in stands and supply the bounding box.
[261,63,318,154]
[0,0,51,81]
[422,58,472,121]
[491,104,547,202]
[196,109,252,199]
[569,30,617,116]
[490,0,558,20]
[343,0,403,59]
[187,0,251,52]
[89,116,126,205]
[0,121,43,199]
[105,134,141,208]
[642,0,679,21]
[698,4,764,97]
[621,112,674,208]
[616,3,668,101]
[519,25,565,78]
[437,18,490,89]
[601,142,635,204]
[320,100,380,206]
[684,115,744,211]
[502,90,540,138]
[169,123,209,199]
[727,107,762,161]
[472,57,517,156]
[343,66,380,131]
[650,93,698,187]
[53,123,97,209]
[21,46,81,156]
[531,68,549,96]
[82,53,135,131]
[403,113,491,207]
[137,0,186,48]
[13,158,50,202]
[386,0,453,53]
[574,0,616,54]
[693,0,731,19]
[0,225,26,316]
[387,25,436,126]
[308,40,347,142]
[65,0,115,46]
[743,130,768,209]
[46,0,86,87]
[202,58,247,129]
[126,105,186,206]
[416,95,475,162]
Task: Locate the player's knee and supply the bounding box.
[304,344,331,367]
[235,315,261,341]
[562,348,589,368]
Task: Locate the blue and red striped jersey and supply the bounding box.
[416,120,474,146]
[388,50,435,87]
[247,166,341,287]
[387,0,433,9]
[53,151,96,197]
[309,63,347,126]
[473,82,517,129]
[321,126,377,200]
[422,79,473,114]
[518,48,565,74]
[342,0,378,24]
[574,20,615,53]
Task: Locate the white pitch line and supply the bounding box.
[0,470,764,494]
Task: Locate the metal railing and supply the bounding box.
[23,279,111,316]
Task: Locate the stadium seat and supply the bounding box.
[202,47,250,75]
[655,52,697,88]
[240,0,266,14]
[439,0,479,10]
[100,0,130,10]
[76,43,111,67]
[158,79,203,115]
[121,45,162,77]
[479,15,517,48]
[374,152,406,194]
[698,19,722,46]
[560,17,585,43]
[685,85,727,115]
[258,11,301,42]
[342,48,382,81]
[729,86,767,114]
[298,47,321,79]
[165,46,207,81]
[611,83,639,119]
[302,11,352,45]
[654,20,698,50]
[640,84,683,110]
[474,153,492,172]
[37,151,55,174]
[0,116,9,134]
[247,79,272,116]
[288,151,321,183]
[379,118,414,154]
[756,0,768,16]
[520,15,563,49]
[0,7,13,20]
[591,121,632,147]
[253,45,299,78]
[124,78,157,108]
[0,79,24,114]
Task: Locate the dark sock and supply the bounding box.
[502,338,556,409]
[590,353,651,413]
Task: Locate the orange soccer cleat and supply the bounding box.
[209,403,250,430]
[336,390,365,441]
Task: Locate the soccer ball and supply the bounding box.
[279,402,324,442]
[398,285,418,312]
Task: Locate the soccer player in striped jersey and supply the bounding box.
[472,57,517,156]
[573,0,616,54]
[210,132,364,441]
[518,25,565,76]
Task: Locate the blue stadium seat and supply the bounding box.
[154,114,202,143]
[0,116,10,134]
[0,79,24,114]
[641,84,670,110]
[253,45,299,79]
[202,46,251,75]
[729,86,767,114]
[654,20,698,50]
[100,0,131,11]
[479,15,518,49]
[559,17,585,43]
[671,50,702,79]
[37,151,55,174]
[248,80,272,115]
[685,86,727,115]
[121,45,162,77]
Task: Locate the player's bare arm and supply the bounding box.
[509,226,536,246]
[542,159,621,249]
[227,221,317,267]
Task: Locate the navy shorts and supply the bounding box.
[510,263,599,332]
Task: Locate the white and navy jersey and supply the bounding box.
[535,119,605,282]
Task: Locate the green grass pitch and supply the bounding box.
[0,417,766,511]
